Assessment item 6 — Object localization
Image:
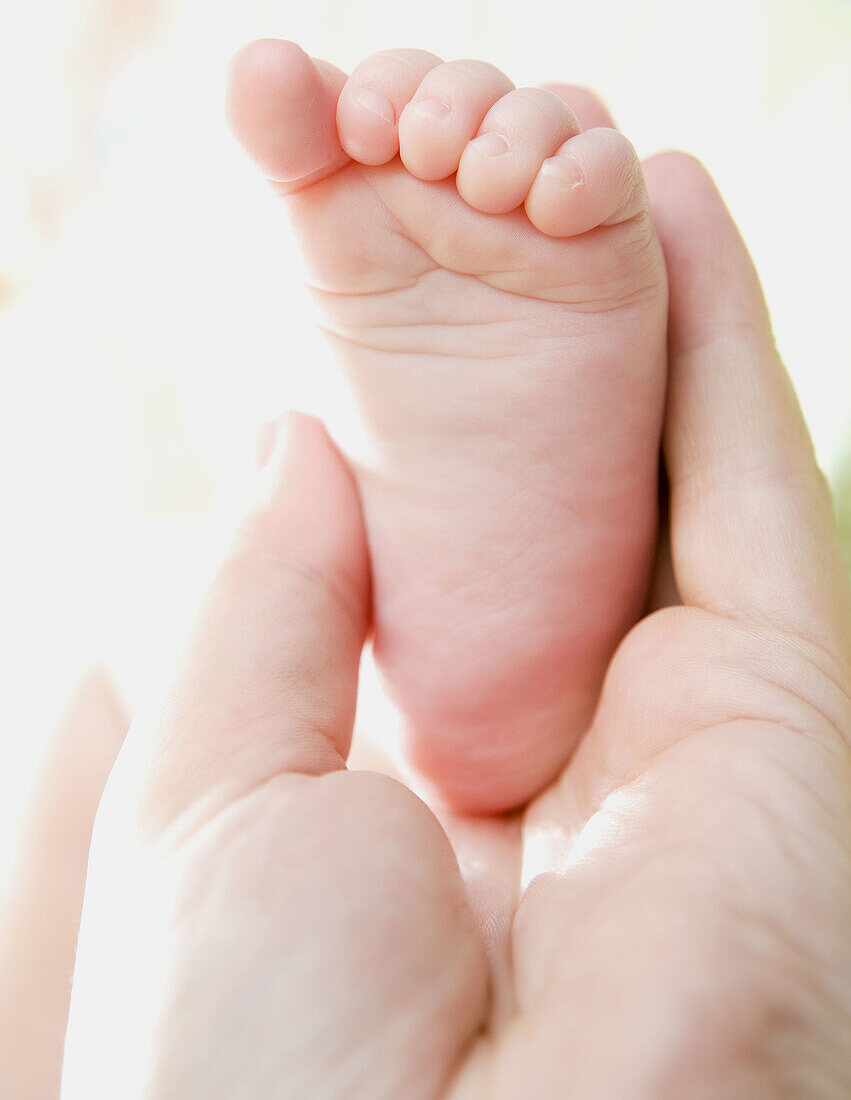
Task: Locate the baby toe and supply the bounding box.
[456,87,579,215]
[398,59,514,181]
[525,127,647,238]
[540,83,616,131]
[227,39,349,190]
[336,49,442,166]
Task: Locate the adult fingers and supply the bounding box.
[62,418,491,1099]
[644,151,851,666]
[0,668,126,1099]
[539,83,616,131]
[122,412,371,836]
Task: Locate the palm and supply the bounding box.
[414,600,849,1094]
[62,131,851,1099]
[62,602,851,1099]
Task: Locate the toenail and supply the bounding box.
[413,97,451,119]
[355,87,396,124]
[540,153,585,189]
[470,131,510,157]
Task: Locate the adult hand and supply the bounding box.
[0,672,126,1099]
[61,155,851,1098]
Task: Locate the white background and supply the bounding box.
[0,0,849,868]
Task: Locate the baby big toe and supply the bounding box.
[227,39,349,191]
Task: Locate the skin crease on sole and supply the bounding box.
[227,41,669,815]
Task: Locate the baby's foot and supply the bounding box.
[228,43,667,813]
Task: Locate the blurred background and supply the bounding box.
[0,3,849,1082]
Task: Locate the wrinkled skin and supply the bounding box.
[56,146,851,1098]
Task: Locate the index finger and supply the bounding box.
[644,152,851,666]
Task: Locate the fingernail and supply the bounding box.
[470,131,510,157]
[354,87,395,125]
[413,98,450,119]
[540,152,585,189]
[254,420,278,471]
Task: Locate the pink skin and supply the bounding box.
[62,159,851,1091]
[226,41,668,814]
